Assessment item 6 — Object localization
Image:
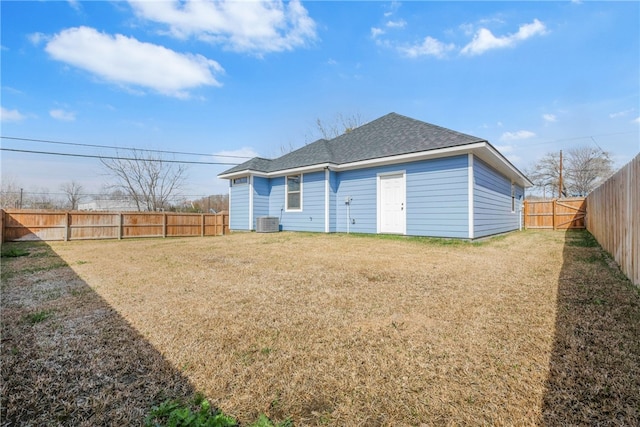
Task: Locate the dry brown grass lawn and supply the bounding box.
[1,230,639,426]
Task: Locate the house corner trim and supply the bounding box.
[468,153,474,239]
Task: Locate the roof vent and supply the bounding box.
[256,216,279,233]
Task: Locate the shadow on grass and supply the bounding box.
[542,230,640,424]
[1,241,196,425]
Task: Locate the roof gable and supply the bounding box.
[326,113,484,164]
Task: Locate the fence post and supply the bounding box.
[163,213,167,238]
[65,212,70,241]
[0,209,4,243]
[201,214,205,237]
[552,199,557,230]
[118,213,123,240]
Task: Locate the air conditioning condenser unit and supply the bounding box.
[256,216,279,233]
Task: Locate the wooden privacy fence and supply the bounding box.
[0,210,229,242]
[586,154,639,287]
[523,198,587,230]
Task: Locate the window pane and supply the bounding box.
[287,175,300,191]
[287,193,300,209]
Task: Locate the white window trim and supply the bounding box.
[232,176,248,186]
[285,173,303,212]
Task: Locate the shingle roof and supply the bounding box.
[220,112,486,175]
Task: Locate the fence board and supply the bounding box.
[1,210,228,242]
[586,154,639,287]
[523,198,586,230]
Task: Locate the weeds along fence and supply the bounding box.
[523,198,587,230]
[0,210,229,243]
[586,154,639,287]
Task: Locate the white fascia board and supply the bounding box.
[267,163,333,177]
[472,144,533,188]
[219,142,532,187]
[333,142,487,171]
[218,170,269,179]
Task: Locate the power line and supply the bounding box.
[0,147,239,165]
[522,131,636,147]
[0,135,254,160]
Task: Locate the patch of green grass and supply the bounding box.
[1,247,30,258]
[23,310,53,324]
[145,394,292,427]
[145,394,236,427]
[565,230,600,247]
[248,414,293,427]
[347,232,470,246]
[3,261,69,280]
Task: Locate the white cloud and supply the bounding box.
[400,36,455,59]
[128,0,316,55]
[461,19,546,56]
[633,117,640,124]
[28,32,48,46]
[1,107,26,122]
[50,109,76,121]
[371,27,385,38]
[45,26,224,98]
[609,108,635,119]
[542,113,557,123]
[500,130,536,141]
[67,0,81,12]
[386,19,406,29]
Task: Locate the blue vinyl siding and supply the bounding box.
[473,157,521,237]
[335,168,378,233]
[229,182,249,230]
[406,155,469,238]
[269,171,326,232]
[252,176,270,229]
[334,156,469,237]
[329,170,338,232]
[227,154,524,239]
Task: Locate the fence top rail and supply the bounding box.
[1,209,228,216]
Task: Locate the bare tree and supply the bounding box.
[100,149,188,211]
[565,146,613,196]
[314,112,367,140]
[526,152,563,198]
[0,176,22,209]
[60,181,84,210]
[528,145,613,197]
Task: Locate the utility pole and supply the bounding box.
[558,150,563,198]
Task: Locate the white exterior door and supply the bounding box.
[379,173,406,234]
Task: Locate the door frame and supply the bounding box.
[376,170,407,235]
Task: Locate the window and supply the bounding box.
[511,182,516,213]
[286,174,301,210]
[232,177,248,186]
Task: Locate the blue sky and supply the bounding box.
[2,0,639,198]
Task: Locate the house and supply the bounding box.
[78,199,140,211]
[218,113,532,239]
